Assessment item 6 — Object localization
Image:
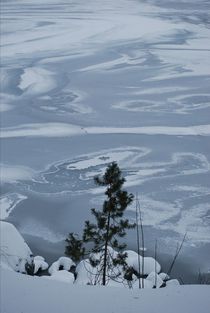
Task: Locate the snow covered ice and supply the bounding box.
[1,0,210,285]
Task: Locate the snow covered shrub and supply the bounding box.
[33,256,49,275]
[48,257,75,275]
[124,250,161,276]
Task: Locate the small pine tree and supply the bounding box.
[65,233,85,263]
[65,162,135,285]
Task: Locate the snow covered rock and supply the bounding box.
[124,250,161,275]
[48,257,75,275]
[0,221,33,273]
[34,256,49,274]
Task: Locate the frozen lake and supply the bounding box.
[1,0,210,282]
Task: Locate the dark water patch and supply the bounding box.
[36,21,55,27]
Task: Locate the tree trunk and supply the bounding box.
[102,210,111,285]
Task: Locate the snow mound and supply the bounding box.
[2,267,210,313]
[34,256,49,274]
[124,250,161,275]
[146,271,164,288]
[0,221,33,273]
[90,245,118,263]
[75,259,98,285]
[132,273,163,289]
[45,270,74,284]
[49,257,75,275]
[75,248,162,286]
[159,272,170,281]
[167,279,180,287]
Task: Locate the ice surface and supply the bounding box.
[0,193,27,220]
[1,123,210,138]
[20,219,65,243]
[19,67,56,95]
[0,165,35,182]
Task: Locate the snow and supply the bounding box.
[74,248,162,287]
[1,267,210,313]
[166,279,180,287]
[1,123,210,138]
[124,250,161,275]
[67,151,133,170]
[0,93,15,113]
[75,252,123,287]
[0,165,35,182]
[0,221,33,273]
[75,259,103,286]
[18,67,56,95]
[1,221,209,312]
[45,270,74,284]
[0,193,27,220]
[0,102,13,112]
[0,0,184,61]
[48,257,75,275]
[20,219,65,243]
[145,271,164,288]
[159,272,170,281]
[34,256,49,274]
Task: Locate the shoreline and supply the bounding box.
[23,232,209,284]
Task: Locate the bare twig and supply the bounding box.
[135,193,141,289]
[137,196,145,288]
[167,233,187,277]
[154,240,158,288]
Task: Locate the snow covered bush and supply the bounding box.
[33,256,49,275]
[124,250,161,276]
[0,221,179,289]
[74,246,165,288]
[75,246,126,286]
[74,259,99,285]
[48,257,75,275]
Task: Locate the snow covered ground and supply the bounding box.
[1,221,210,313]
[1,0,210,282]
[1,268,210,313]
